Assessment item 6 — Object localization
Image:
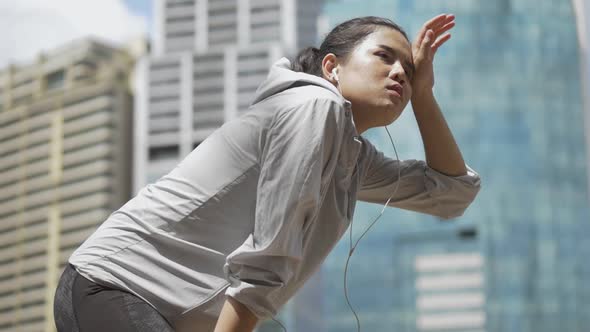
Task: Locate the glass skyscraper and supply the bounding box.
[280,0,590,331]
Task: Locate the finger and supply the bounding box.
[429,17,454,31]
[434,21,455,37]
[431,33,452,56]
[425,13,449,28]
[414,14,454,54]
[420,29,435,57]
[416,14,448,44]
[429,14,455,33]
[428,17,455,52]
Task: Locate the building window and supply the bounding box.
[149,145,179,161]
[458,228,477,239]
[46,69,65,91]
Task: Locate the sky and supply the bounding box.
[0,1,589,88]
[0,0,153,68]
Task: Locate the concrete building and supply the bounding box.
[133,1,327,330]
[573,0,590,196]
[0,38,135,332]
[134,0,325,191]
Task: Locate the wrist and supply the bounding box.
[411,88,434,103]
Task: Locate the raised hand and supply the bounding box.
[411,13,455,97]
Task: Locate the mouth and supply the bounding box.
[386,83,403,98]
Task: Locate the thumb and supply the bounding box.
[420,29,434,55]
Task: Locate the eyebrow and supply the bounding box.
[377,44,415,76]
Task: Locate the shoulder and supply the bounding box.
[290,84,346,109]
[248,84,349,138]
[274,85,348,122]
[261,90,348,146]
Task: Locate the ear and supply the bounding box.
[321,53,339,83]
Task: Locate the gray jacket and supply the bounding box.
[68,57,481,330]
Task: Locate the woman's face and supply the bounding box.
[328,27,414,133]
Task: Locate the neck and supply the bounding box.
[350,108,370,135]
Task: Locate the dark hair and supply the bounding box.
[291,16,410,77]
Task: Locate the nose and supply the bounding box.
[389,61,407,85]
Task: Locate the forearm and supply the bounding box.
[213,296,259,332]
[411,90,467,176]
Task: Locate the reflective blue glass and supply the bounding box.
[281,1,590,331]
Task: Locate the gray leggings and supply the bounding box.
[53,263,175,331]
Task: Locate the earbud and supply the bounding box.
[332,68,339,81]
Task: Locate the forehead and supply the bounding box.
[356,27,412,57]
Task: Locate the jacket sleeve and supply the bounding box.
[357,139,481,220]
[223,98,345,320]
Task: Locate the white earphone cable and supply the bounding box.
[334,72,403,332]
[272,316,287,331]
[343,125,401,332]
[272,72,402,332]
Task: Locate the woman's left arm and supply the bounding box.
[411,13,467,177]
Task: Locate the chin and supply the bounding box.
[385,105,403,122]
[385,114,401,125]
[369,101,403,125]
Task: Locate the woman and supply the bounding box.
[53,14,480,332]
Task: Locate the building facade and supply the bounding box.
[0,39,134,332]
[391,227,486,332]
[314,0,590,331]
[134,0,325,192]
[136,1,327,331]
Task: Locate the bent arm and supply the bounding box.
[412,90,467,176]
[213,296,259,332]
[357,137,481,220]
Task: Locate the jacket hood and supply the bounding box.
[251,57,346,105]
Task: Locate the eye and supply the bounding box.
[376,52,390,60]
[404,66,413,79]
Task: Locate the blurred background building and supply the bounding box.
[0,39,135,331]
[134,0,324,191]
[134,1,325,331]
[391,227,486,332]
[312,0,590,331]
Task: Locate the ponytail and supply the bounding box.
[291,46,323,77]
[290,16,409,78]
